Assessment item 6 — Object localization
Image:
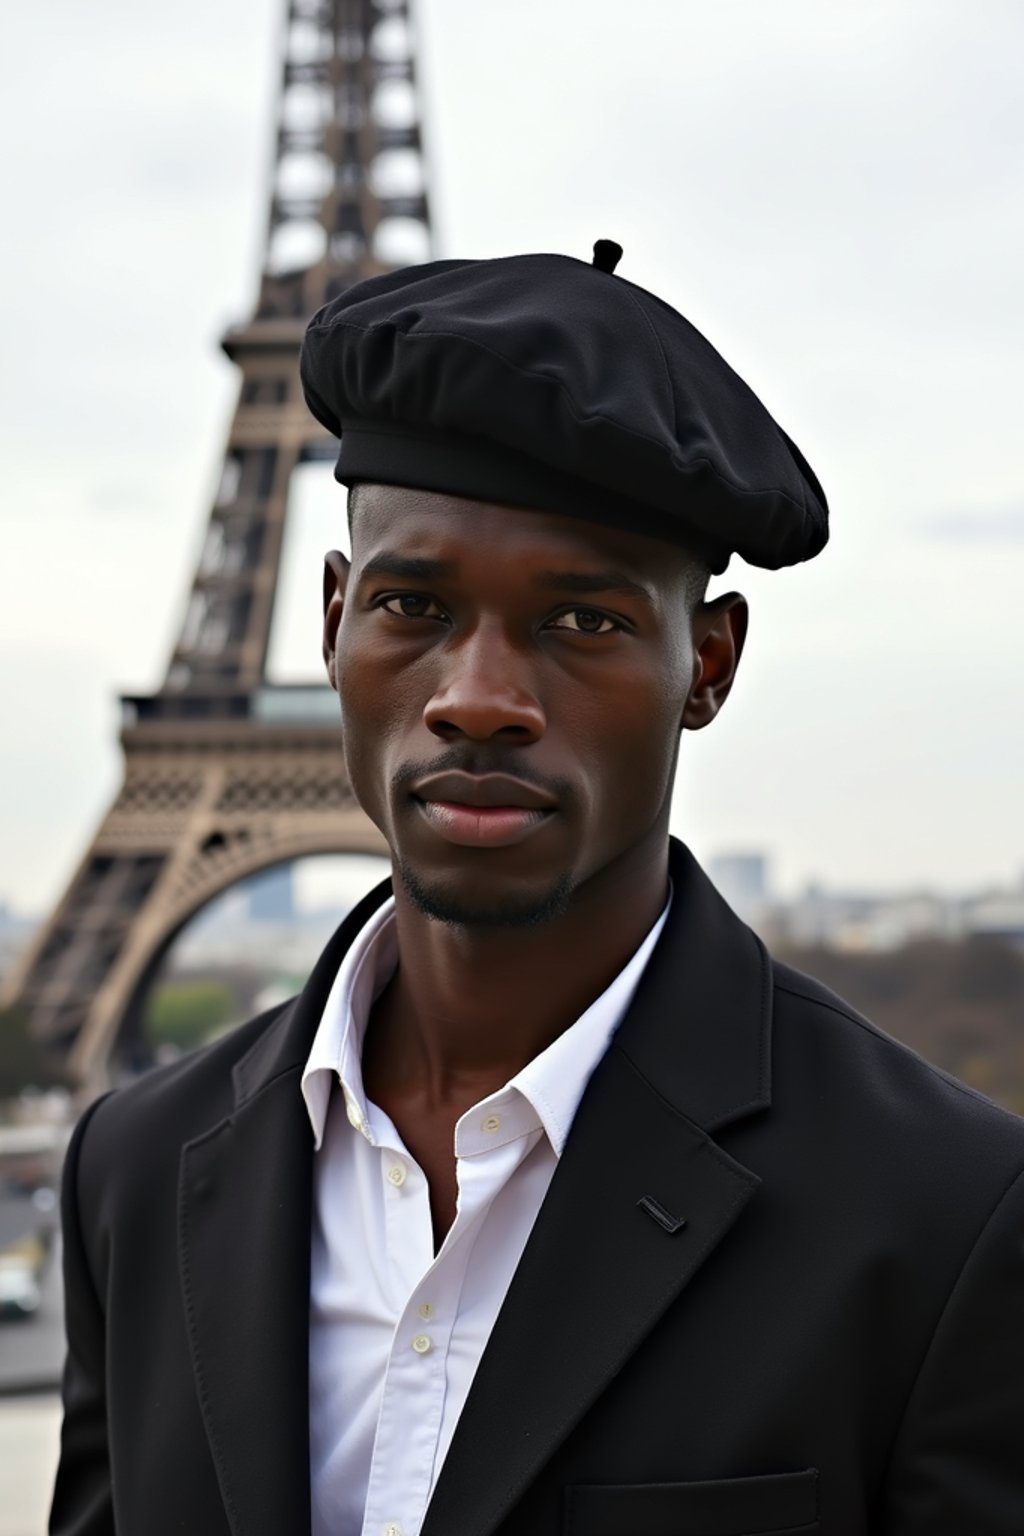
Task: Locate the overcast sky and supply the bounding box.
[2,0,1023,916]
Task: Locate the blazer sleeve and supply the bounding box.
[49,1096,116,1536]
[882,1162,1024,1534]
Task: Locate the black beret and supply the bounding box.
[300,246,828,572]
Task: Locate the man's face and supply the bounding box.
[324,485,744,927]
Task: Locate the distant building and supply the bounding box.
[964,887,1024,949]
[782,888,960,952]
[704,851,1024,955]
[707,853,771,925]
[752,870,1024,955]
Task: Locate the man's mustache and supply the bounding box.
[390,748,574,806]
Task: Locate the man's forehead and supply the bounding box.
[349,483,687,579]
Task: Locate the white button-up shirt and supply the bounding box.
[302,891,670,1536]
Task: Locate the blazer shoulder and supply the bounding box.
[72,997,296,1192]
[67,880,392,1216]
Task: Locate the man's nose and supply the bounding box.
[422,625,545,743]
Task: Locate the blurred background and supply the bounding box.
[2,0,1023,1527]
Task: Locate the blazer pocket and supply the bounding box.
[565,1468,820,1536]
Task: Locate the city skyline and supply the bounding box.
[2,0,1023,916]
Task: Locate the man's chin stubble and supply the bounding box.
[395,859,575,930]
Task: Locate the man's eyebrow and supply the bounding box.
[355,553,655,605]
[357,552,457,582]
[535,570,656,604]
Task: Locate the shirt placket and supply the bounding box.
[361,1096,538,1536]
[361,1102,450,1536]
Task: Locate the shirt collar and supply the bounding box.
[301,885,672,1156]
[301,895,398,1150]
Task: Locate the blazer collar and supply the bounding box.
[618,836,773,1132]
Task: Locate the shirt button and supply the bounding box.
[481,1113,501,1133]
[345,1098,364,1130]
[386,1164,406,1187]
[418,1302,434,1320]
[383,1525,402,1536]
[412,1333,432,1355]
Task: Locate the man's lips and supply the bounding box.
[410,771,558,812]
[410,772,557,849]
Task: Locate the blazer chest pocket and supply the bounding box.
[565,1468,820,1536]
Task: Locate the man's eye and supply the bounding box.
[549,608,618,635]
[380,593,445,620]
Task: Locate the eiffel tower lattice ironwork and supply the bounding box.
[6,0,431,1087]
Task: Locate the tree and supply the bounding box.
[0,1004,70,1102]
[778,937,1024,1115]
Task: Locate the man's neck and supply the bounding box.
[361,838,670,1110]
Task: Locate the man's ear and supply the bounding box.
[682,592,748,730]
[323,549,351,691]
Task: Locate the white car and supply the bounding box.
[0,1245,43,1318]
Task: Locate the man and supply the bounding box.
[52,244,1024,1535]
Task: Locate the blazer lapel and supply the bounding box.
[177,877,394,1536]
[422,841,773,1536]
[179,1072,313,1536]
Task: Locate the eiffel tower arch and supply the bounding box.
[5,0,431,1089]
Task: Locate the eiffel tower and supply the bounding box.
[5,0,431,1088]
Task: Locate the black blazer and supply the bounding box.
[51,841,1024,1535]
